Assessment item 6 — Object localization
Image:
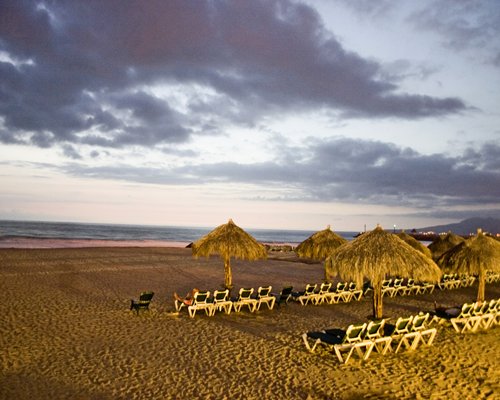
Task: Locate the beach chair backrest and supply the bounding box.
[239,287,254,300]
[393,316,413,335]
[213,289,229,303]
[193,291,210,305]
[393,278,403,287]
[407,278,415,286]
[472,302,487,315]
[258,286,272,297]
[348,282,357,291]
[336,282,347,291]
[281,286,293,295]
[382,279,391,288]
[279,286,293,302]
[345,323,367,343]
[365,319,385,339]
[411,313,429,331]
[319,282,332,293]
[305,284,316,294]
[139,291,154,302]
[488,299,498,313]
[459,303,473,318]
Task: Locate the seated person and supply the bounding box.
[434,301,461,318]
[173,288,199,306]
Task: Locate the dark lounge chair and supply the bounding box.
[272,286,293,306]
[130,291,154,314]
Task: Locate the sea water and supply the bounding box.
[0,220,358,244]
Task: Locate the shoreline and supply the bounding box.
[0,237,299,250]
[0,237,190,249]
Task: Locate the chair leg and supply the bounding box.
[269,298,276,310]
[302,334,320,353]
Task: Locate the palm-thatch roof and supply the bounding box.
[191,219,267,289]
[326,225,441,319]
[438,228,500,302]
[428,231,465,261]
[295,225,347,261]
[396,231,432,258]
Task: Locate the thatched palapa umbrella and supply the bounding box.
[428,231,465,261]
[438,229,500,302]
[326,225,442,319]
[396,231,432,258]
[191,219,267,290]
[295,225,347,279]
[295,225,347,260]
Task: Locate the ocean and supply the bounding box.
[0,220,359,245]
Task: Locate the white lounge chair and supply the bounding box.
[293,283,317,306]
[188,291,214,318]
[232,288,258,313]
[255,286,276,310]
[310,282,332,305]
[211,289,232,314]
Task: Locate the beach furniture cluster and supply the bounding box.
[166,282,364,318]
[291,282,363,306]
[173,286,277,318]
[433,298,500,333]
[302,312,437,364]
[362,278,434,297]
[363,274,478,299]
[486,271,500,283]
[375,278,436,297]
[437,274,476,290]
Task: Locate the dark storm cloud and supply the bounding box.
[175,138,500,208]
[53,137,500,211]
[0,0,467,150]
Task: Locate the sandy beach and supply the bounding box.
[1,245,499,400]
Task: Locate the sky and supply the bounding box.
[1,0,499,232]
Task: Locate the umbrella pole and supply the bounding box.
[477,269,486,303]
[224,256,233,291]
[372,281,383,319]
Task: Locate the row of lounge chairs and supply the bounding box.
[437,274,476,290]
[364,274,479,300]
[432,298,500,333]
[292,282,363,306]
[302,312,437,364]
[168,282,364,318]
[486,271,500,283]
[129,287,288,317]
[378,278,435,297]
[174,287,278,318]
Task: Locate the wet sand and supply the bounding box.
[0,246,499,399]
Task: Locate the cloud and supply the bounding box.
[61,144,82,160]
[0,0,467,151]
[175,137,500,207]
[408,0,500,66]
[401,209,500,221]
[42,137,499,212]
[329,0,396,19]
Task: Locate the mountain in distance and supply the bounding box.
[415,217,500,236]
